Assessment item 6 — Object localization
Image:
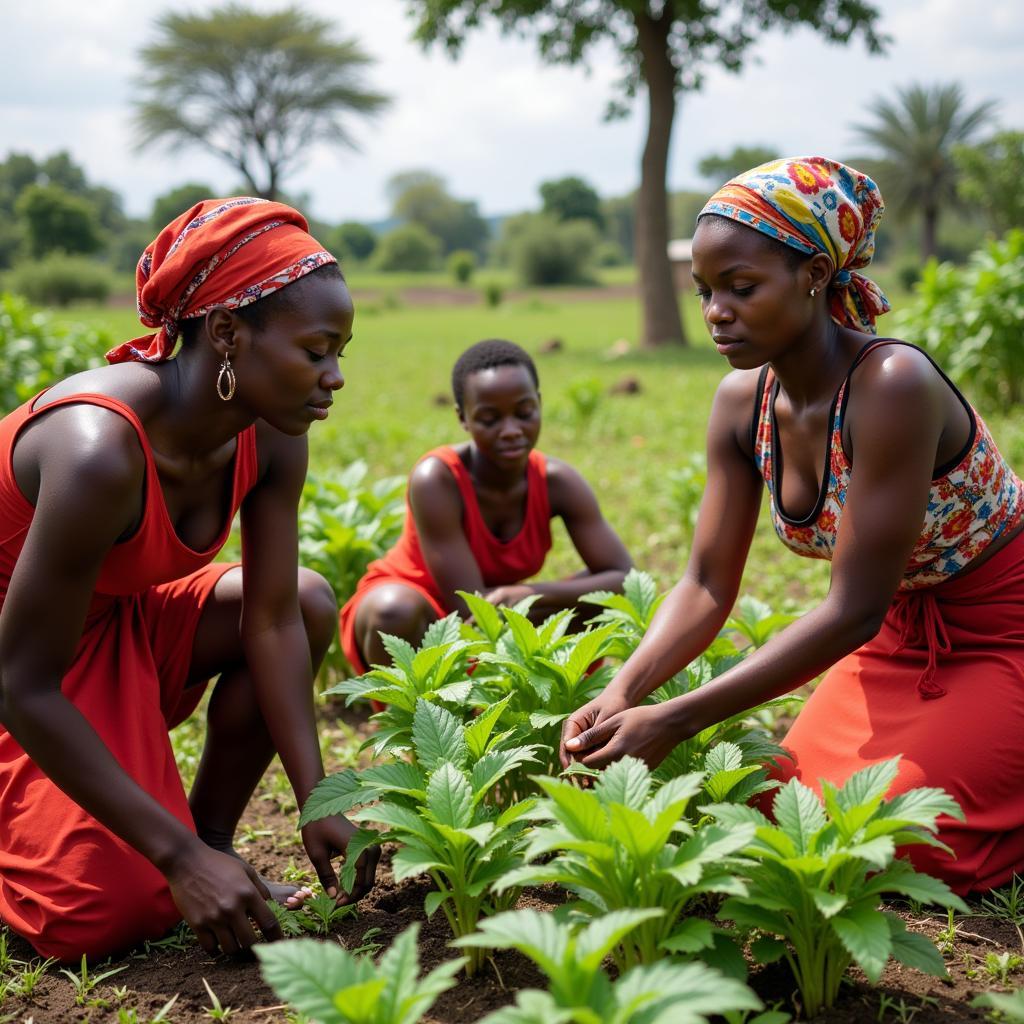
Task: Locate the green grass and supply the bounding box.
[46,275,1024,616]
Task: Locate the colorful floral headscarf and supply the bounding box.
[106,196,336,364]
[698,157,890,334]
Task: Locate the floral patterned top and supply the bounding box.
[752,340,1024,590]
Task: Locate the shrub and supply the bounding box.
[0,292,109,413]
[597,239,627,266]
[374,223,442,272]
[8,253,115,307]
[504,213,600,286]
[895,230,1024,405]
[447,249,476,284]
[332,221,377,262]
[481,279,503,307]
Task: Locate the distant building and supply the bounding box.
[668,238,693,289]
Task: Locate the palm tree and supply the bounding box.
[855,83,996,261]
[134,4,391,201]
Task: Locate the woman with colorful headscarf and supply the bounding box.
[561,157,1024,894]
[0,197,377,961]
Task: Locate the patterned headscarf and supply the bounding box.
[106,197,337,364]
[698,157,890,334]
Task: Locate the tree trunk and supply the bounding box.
[921,205,938,262]
[634,9,686,347]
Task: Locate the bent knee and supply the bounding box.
[298,569,339,656]
[361,586,435,642]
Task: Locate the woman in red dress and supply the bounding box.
[341,339,632,673]
[0,198,376,961]
[562,158,1024,894]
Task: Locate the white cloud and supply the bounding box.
[1,0,1020,221]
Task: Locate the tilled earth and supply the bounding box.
[1,706,1021,1024]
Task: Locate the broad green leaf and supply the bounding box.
[403,954,469,1021]
[861,859,969,911]
[609,803,664,862]
[502,607,540,657]
[458,589,505,643]
[338,828,382,895]
[434,680,474,705]
[808,888,847,918]
[718,897,788,935]
[380,632,416,680]
[470,746,542,798]
[880,786,965,826]
[479,990,575,1024]
[412,699,467,770]
[256,939,368,1024]
[885,914,948,978]
[359,761,427,800]
[464,695,513,759]
[772,780,827,855]
[332,977,387,1020]
[454,909,567,980]
[704,742,744,776]
[613,958,761,1023]
[704,766,764,804]
[426,763,474,828]
[411,643,448,682]
[750,935,788,964]
[971,990,1024,1019]
[844,835,896,870]
[830,903,892,983]
[421,612,462,649]
[535,777,611,841]
[391,843,446,883]
[576,908,664,971]
[701,802,772,833]
[837,758,901,812]
[528,710,570,729]
[659,918,716,953]
[596,756,652,809]
[648,772,704,818]
[424,889,449,918]
[352,802,439,846]
[375,923,419,1017]
[299,770,364,827]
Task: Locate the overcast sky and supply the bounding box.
[2,0,1021,223]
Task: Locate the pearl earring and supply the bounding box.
[809,287,817,297]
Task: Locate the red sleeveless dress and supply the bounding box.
[752,342,1024,893]
[340,446,552,674]
[0,392,258,960]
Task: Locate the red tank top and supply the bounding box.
[356,445,552,612]
[0,391,258,603]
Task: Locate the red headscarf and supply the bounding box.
[106,197,337,364]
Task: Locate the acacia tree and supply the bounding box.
[134,4,390,201]
[855,83,996,261]
[405,0,885,347]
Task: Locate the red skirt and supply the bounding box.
[0,564,233,961]
[776,530,1024,894]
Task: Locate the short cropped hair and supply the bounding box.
[451,339,540,412]
[178,262,345,346]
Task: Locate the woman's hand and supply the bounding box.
[563,702,690,772]
[483,584,535,607]
[164,839,282,955]
[559,687,633,769]
[301,815,380,904]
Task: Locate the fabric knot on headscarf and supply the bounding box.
[697,156,891,334]
[106,197,337,364]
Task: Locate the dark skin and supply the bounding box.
[354,363,633,665]
[561,216,1024,771]
[0,272,378,957]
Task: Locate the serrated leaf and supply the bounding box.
[392,843,446,883]
[426,763,474,828]
[704,742,744,775]
[422,612,462,649]
[359,761,427,799]
[886,914,949,978]
[659,918,716,953]
[576,908,664,970]
[458,589,505,643]
[502,607,540,657]
[256,940,368,1024]
[412,699,467,770]
[830,903,892,983]
[470,746,541,799]
[299,770,364,827]
[808,888,847,918]
[596,755,653,809]
[464,694,513,759]
[837,758,901,812]
[454,909,567,980]
[623,569,657,618]
[772,779,827,855]
[380,633,417,679]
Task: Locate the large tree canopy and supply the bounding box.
[134,4,391,201]
[405,0,885,346]
[387,170,490,255]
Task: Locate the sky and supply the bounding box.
[1,0,1022,223]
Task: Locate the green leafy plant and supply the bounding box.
[726,595,799,650]
[328,614,483,757]
[302,699,542,975]
[581,569,666,658]
[455,908,762,1024]
[984,951,1024,986]
[202,978,236,1021]
[709,758,968,1018]
[299,892,358,936]
[895,229,1024,406]
[115,995,180,1024]
[973,988,1024,1022]
[59,953,129,1006]
[666,453,707,538]
[256,922,465,1024]
[495,756,752,972]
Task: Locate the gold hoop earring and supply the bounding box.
[809,287,818,297]
[216,355,236,401]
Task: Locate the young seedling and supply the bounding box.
[202,977,236,1021]
[115,994,179,1024]
[11,956,55,997]
[256,922,465,1024]
[59,953,128,1006]
[300,892,358,937]
[709,757,969,1018]
[984,951,1024,986]
[496,756,753,972]
[456,908,762,1024]
[981,874,1024,952]
[350,927,385,956]
[302,699,543,975]
[972,988,1024,1021]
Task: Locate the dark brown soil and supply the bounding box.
[2,705,1021,1023]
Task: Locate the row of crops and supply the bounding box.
[256,572,967,1024]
